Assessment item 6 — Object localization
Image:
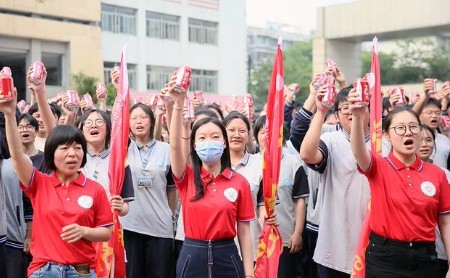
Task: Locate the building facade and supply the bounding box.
[101,0,247,95]
[0,0,103,99]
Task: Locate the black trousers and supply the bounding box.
[366,232,438,278]
[317,264,350,278]
[5,246,27,278]
[176,238,243,278]
[303,228,319,278]
[278,246,301,278]
[123,229,173,278]
[438,259,449,278]
[0,241,6,278]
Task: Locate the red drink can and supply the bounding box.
[157,97,166,111]
[194,90,204,104]
[244,93,253,104]
[244,101,254,121]
[111,66,120,85]
[314,73,328,91]
[393,87,406,107]
[29,61,45,85]
[174,66,191,92]
[17,100,27,110]
[327,75,335,85]
[65,90,80,111]
[56,92,65,105]
[410,92,420,104]
[96,82,107,98]
[184,99,195,123]
[22,104,30,114]
[0,75,14,100]
[82,94,94,109]
[353,78,370,105]
[149,94,158,108]
[428,79,438,96]
[321,84,336,108]
[290,83,299,93]
[325,59,337,75]
[441,116,450,131]
[2,67,12,76]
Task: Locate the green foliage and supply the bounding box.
[106,84,117,106]
[72,73,98,99]
[248,40,313,105]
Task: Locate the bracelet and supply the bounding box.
[181,136,190,140]
[173,106,184,110]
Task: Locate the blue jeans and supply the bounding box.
[30,262,96,278]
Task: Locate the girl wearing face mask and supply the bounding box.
[416,124,450,278]
[349,84,450,278]
[169,84,255,278]
[120,103,177,278]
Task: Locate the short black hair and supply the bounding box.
[44,125,87,171]
[382,97,391,111]
[28,102,58,117]
[253,114,287,147]
[17,114,39,131]
[78,109,112,150]
[424,98,442,110]
[223,112,251,132]
[194,108,218,120]
[49,102,62,118]
[383,107,421,132]
[333,85,353,112]
[130,103,156,140]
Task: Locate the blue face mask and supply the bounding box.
[196,141,224,166]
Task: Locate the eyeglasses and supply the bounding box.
[389,124,422,136]
[423,110,441,117]
[84,119,105,128]
[18,125,35,131]
[337,105,350,115]
[130,115,150,122]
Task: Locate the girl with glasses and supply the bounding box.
[349,86,450,278]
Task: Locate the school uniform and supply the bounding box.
[22,169,113,277]
[360,152,450,278]
[436,167,450,278]
[0,169,6,278]
[433,132,450,169]
[120,139,174,278]
[174,165,254,278]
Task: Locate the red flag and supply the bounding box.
[351,37,382,278]
[254,37,284,278]
[96,46,130,278]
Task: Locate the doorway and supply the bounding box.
[0,50,27,101]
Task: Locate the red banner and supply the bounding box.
[254,38,284,278]
[351,37,382,278]
[96,46,130,278]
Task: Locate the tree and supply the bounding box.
[248,40,313,105]
[72,73,98,99]
[361,51,397,85]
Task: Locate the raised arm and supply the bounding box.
[348,88,371,171]
[153,101,166,142]
[412,79,434,115]
[0,89,33,187]
[27,66,57,134]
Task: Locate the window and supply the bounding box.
[188,19,218,45]
[101,4,136,35]
[146,12,180,40]
[42,53,63,86]
[190,69,218,93]
[103,62,137,90]
[147,66,177,90]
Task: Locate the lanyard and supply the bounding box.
[138,143,156,172]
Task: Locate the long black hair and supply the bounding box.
[190,117,231,202]
[78,109,112,150]
[383,106,421,132]
[130,103,156,140]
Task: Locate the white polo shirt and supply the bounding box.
[433,132,450,169]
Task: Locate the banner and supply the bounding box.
[254,37,284,278]
[96,46,130,278]
[351,37,382,278]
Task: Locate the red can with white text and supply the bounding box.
[184,99,195,123]
[29,61,45,85]
[82,94,94,109]
[56,92,65,105]
[427,79,438,96]
[174,66,191,92]
[244,102,254,121]
[111,66,120,85]
[194,90,204,105]
[441,116,450,131]
[321,84,336,108]
[149,94,158,108]
[17,100,27,111]
[0,75,14,100]
[2,67,12,76]
[353,78,370,105]
[393,87,407,107]
[325,59,337,75]
[314,73,328,91]
[96,83,107,99]
[65,90,80,111]
[290,83,300,93]
[410,92,420,104]
[22,104,30,114]
[157,97,166,111]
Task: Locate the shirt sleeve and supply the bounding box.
[293,165,309,199]
[357,151,380,179]
[438,170,450,214]
[166,166,175,188]
[121,165,135,202]
[173,164,192,194]
[93,186,114,228]
[305,139,329,174]
[237,179,255,221]
[289,107,313,152]
[20,167,42,199]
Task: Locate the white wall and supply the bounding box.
[101,0,247,95]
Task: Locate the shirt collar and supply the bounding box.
[50,171,88,187]
[342,129,370,143]
[135,139,156,150]
[233,152,250,168]
[200,167,233,184]
[387,152,424,172]
[87,147,110,159]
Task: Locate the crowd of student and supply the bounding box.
[0,60,449,278]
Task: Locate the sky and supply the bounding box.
[246,0,359,33]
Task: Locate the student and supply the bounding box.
[169,84,255,278]
[0,85,112,277]
[120,103,176,278]
[28,103,60,152]
[349,84,450,278]
[4,114,46,278]
[254,115,309,278]
[416,124,450,278]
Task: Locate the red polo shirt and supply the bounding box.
[21,168,113,276]
[174,165,255,240]
[359,152,450,242]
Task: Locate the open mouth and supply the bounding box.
[67,161,77,166]
[136,126,144,131]
[90,130,99,136]
[404,139,414,146]
[22,133,30,139]
[430,119,438,125]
